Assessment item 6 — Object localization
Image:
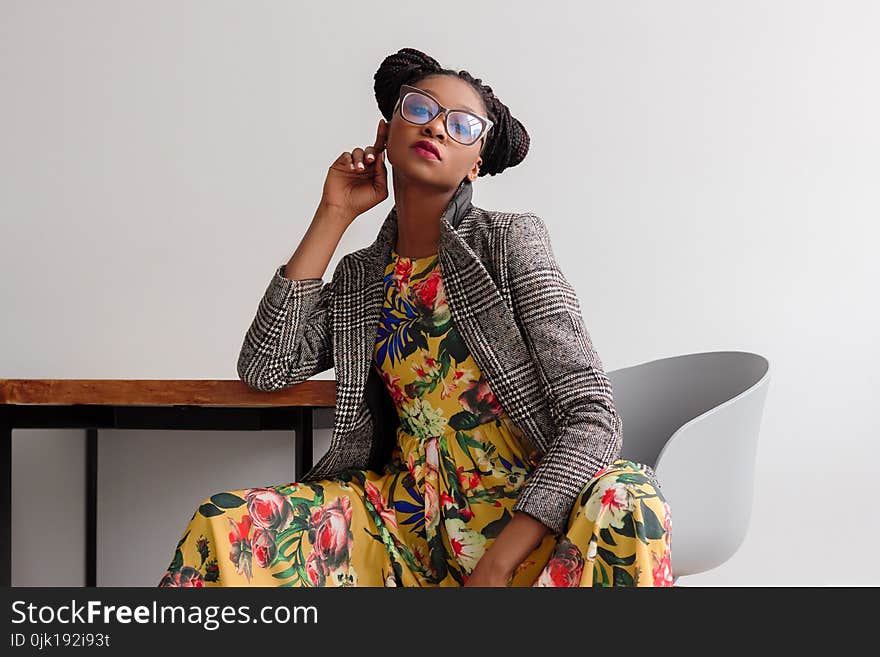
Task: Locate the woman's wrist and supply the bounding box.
[480,511,550,578]
[315,201,357,227]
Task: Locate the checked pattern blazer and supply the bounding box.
[237,179,640,534]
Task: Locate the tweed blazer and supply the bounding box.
[237,179,640,534]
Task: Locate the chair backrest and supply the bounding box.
[608,351,771,579]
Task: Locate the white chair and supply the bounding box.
[609,351,771,584]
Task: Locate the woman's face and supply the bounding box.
[385,74,488,190]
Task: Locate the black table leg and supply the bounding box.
[301,407,313,476]
[293,407,314,482]
[85,428,98,587]
[1,410,10,587]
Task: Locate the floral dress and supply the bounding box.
[158,249,673,587]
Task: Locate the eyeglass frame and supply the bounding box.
[393,84,494,151]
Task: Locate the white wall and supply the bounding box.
[3,0,878,586]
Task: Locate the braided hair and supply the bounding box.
[374,47,530,177]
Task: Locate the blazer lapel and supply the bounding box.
[437,197,555,455]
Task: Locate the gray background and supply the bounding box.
[3,0,878,586]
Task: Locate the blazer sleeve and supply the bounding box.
[506,214,623,534]
[237,264,335,391]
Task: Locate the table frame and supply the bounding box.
[0,379,336,587]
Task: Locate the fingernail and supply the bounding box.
[357,162,364,169]
[367,154,374,161]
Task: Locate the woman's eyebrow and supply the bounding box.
[420,88,477,113]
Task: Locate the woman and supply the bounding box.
[158,47,673,588]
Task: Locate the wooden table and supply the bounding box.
[0,378,336,587]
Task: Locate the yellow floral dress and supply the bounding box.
[158,249,673,587]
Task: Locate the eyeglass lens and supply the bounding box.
[401,91,485,145]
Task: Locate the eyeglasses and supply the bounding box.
[394,84,494,148]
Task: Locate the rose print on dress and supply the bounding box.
[228,515,253,581]
[533,537,585,587]
[246,488,294,532]
[457,377,504,426]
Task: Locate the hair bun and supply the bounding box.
[374,48,443,121]
[476,89,530,177]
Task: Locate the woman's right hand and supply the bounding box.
[319,118,389,222]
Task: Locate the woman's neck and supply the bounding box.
[392,178,455,258]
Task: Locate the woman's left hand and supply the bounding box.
[461,511,549,587]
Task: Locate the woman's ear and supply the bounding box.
[469,157,482,181]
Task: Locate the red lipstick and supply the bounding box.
[411,140,441,160]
